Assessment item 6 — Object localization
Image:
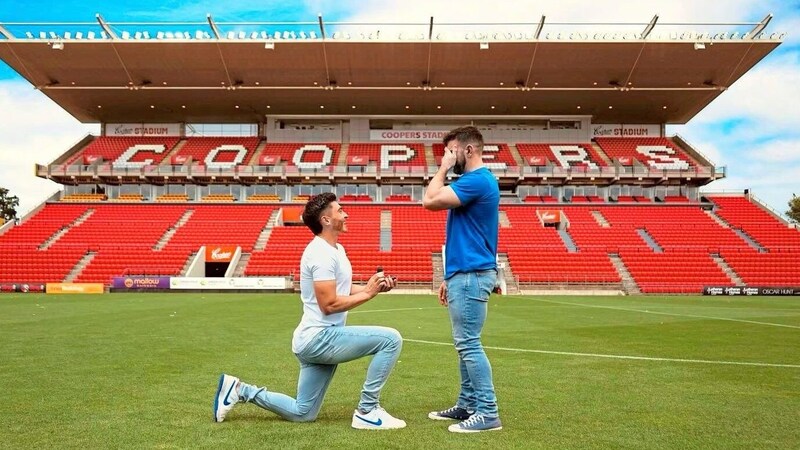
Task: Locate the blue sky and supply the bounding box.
[1,0,799,217]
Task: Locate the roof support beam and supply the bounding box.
[98,15,134,87]
[640,14,658,39]
[318,14,326,39]
[625,15,658,89]
[207,14,221,39]
[534,15,546,40]
[425,17,434,86]
[208,14,233,88]
[319,14,332,86]
[0,23,14,40]
[747,13,772,38]
[96,14,118,40]
[524,16,546,88]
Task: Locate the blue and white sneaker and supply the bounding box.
[213,374,240,422]
[428,405,474,421]
[448,414,503,433]
[351,406,407,430]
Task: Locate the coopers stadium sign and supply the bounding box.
[370,130,450,141]
[105,123,181,136]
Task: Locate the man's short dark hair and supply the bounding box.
[443,126,484,152]
[302,192,337,235]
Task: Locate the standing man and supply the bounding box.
[213,192,406,430]
[423,126,502,433]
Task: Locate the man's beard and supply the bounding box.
[453,159,466,175]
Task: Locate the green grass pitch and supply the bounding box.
[2,293,799,449]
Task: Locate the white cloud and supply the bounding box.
[750,139,800,162]
[692,52,800,135]
[0,81,98,217]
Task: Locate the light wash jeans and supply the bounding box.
[446,269,499,418]
[238,325,402,422]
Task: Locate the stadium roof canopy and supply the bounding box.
[0,15,783,124]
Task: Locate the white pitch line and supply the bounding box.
[350,307,441,315]
[404,339,800,369]
[526,298,800,330]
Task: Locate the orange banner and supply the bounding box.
[46,283,104,294]
[205,245,237,262]
[282,207,304,224]
[539,209,561,224]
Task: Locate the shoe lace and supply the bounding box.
[443,405,461,414]
[461,414,485,428]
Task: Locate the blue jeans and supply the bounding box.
[238,325,402,422]
[446,269,499,418]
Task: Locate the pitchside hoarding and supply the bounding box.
[703,286,800,296]
[112,276,171,290]
[46,283,104,294]
[170,277,287,290]
[0,283,46,293]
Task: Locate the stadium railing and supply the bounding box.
[39,163,720,181]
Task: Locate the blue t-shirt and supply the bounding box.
[445,167,500,279]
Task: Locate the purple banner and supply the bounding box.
[112,276,171,290]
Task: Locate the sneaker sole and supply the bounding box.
[352,422,407,430]
[449,425,503,433]
[212,374,228,423]
[427,412,464,421]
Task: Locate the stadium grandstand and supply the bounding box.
[0,14,797,295]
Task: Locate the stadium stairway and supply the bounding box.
[153,209,194,250]
[591,210,611,228]
[590,142,613,165]
[424,145,435,166]
[710,254,745,286]
[179,252,197,276]
[254,209,282,251]
[233,253,251,277]
[731,228,766,252]
[160,139,188,164]
[337,143,350,166]
[431,253,444,288]
[64,251,97,282]
[608,254,641,294]
[380,210,392,251]
[499,210,511,228]
[497,254,519,294]
[507,144,525,167]
[704,209,731,229]
[557,228,578,252]
[249,140,269,164]
[637,229,663,252]
[39,208,95,250]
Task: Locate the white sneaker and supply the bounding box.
[351,406,407,430]
[213,373,240,422]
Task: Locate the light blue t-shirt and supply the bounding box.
[292,236,352,353]
[445,167,500,279]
